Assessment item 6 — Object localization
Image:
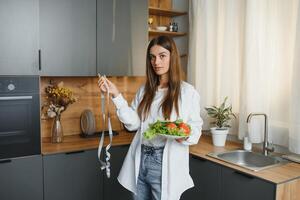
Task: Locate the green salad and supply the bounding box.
[143,119,191,140]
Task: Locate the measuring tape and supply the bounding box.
[97,74,113,178]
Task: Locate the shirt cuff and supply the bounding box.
[111,93,128,109]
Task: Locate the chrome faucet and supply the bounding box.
[246,113,274,156]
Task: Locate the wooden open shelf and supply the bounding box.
[149,30,186,37]
[180,54,187,58]
[149,7,187,17]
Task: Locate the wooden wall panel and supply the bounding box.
[41,76,145,138]
[149,0,159,7]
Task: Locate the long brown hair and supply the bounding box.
[138,36,183,121]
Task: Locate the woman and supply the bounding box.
[98,36,203,200]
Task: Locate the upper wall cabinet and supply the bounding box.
[97,0,148,76]
[39,0,97,76]
[0,0,147,76]
[0,0,39,75]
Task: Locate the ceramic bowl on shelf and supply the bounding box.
[156,26,168,31]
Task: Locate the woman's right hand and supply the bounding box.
[98,76,120,98]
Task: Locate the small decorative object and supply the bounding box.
[173,22,178,32]
[156,26,168,31]
[205,97,236,147]
[169,22,173,32]
[43,82,76,143]
[148,17,154,30]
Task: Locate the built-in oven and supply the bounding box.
[0,76,40,160]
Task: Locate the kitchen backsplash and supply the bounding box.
[40,76,145,138]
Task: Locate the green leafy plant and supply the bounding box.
[205,97,236,129]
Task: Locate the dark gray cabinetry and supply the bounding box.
[181,155,221,200]
[0,0,147,76]
[103,145,133,200]
[181,155,276,200]
[97,0,147,76]
[222,167,275,200]
[0,155,43,200]
[0,0,39,75]
[39,0,97,76]
[43,149,102,200]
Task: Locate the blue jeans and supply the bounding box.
[133,145,164,200]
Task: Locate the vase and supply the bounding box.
[210,127,229,147]
[51,115,63,143]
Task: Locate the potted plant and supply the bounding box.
[205,97,236,147]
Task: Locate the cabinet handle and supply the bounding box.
[191,155,207,162]
[38,49,41,71]
[65,150,85,155]
[0,96,32,101]
[234,170,254,179]
[0,159,12,164]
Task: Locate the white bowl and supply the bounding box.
[156,26,168,31]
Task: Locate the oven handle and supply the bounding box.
[0,96,33,100]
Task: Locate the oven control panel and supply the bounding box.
[0,79,17,92]
[0,76,39,94]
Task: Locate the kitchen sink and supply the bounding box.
[207,150,289,171]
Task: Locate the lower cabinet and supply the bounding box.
[0,155,43,200]
[103,145,133,200]
[181,155,222,200]
[43,146,131,200]
[181,155,276,200]
[43,149,103,200]
[222,167,275,200]
[0,147,283,200]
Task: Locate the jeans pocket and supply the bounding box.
[153,152,163,165]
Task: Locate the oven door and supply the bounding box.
[0,94,40,159]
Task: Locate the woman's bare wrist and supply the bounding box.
[112,91,120,98]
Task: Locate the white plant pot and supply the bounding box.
[210,127,229,147]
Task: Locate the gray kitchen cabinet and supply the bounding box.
[0,155,43,200]
[43,149,103,200]
[222,166,276,200]
[181,155,222,200]
[0,0,39,75]
[39,0,97,76]
[182,155,276,200]
[97,0,147,76]
[103,145,133,200]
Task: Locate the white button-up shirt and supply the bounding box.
[112,81,203,200]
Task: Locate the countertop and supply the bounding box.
[190,136,300,184]
[42,130,134,155]
[42,131,300,184]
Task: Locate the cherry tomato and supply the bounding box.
[179,123,190,135]
[166,123,177,129]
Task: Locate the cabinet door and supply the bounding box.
[97,0,131,76]
[0,0,39,75]
[221,167,275,200]
[0,155,43,200]
[39,0,96,76]
[43,150,102,200]
[97,0,147,76]
[181,155,222,200]
[103,145,133,200]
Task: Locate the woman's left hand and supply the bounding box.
[176,138,187,143]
